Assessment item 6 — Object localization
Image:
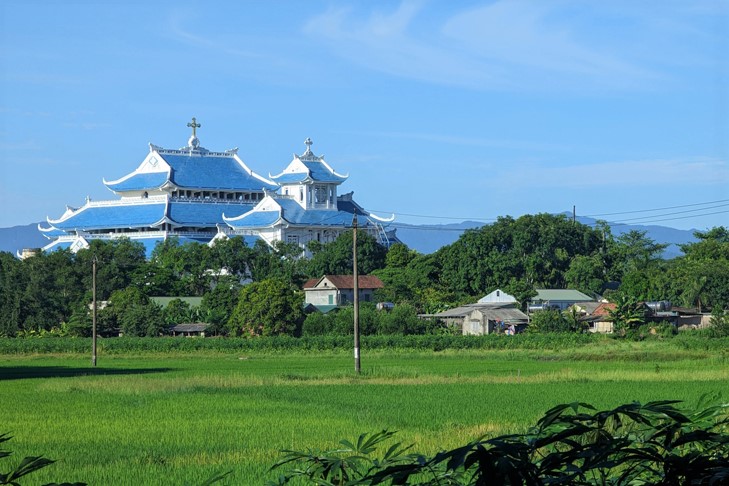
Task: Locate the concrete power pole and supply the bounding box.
[92,255,98,367]
[352,215,360,374]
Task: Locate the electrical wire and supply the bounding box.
[363,197,729,231]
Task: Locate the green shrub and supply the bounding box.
[270,399,729,485]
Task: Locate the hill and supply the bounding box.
[0,223,47,256]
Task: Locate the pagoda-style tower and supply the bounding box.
[224,139,394,255]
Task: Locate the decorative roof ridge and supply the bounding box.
[222,196,282,224]
[103,161,170,188]
[231,154,277,187]
[155,146,238,157]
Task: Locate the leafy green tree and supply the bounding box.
[527,310,574,333]
[609,294,648,334]
[611,230,668,278]
[227,279,304,336]
[163,298,197,326]
[102,287,166,337]
[0,252,24,336]
[207,236,254,279]
[307,230,387,277]
[75,238,146,301]
[565,254,606,295]
[438,214,604,297]
[200,277,242,334]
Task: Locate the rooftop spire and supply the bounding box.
[186,117,201,149]
[187,117,201,137]
[303,137,313,155]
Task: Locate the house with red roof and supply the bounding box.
[303,275,384,312]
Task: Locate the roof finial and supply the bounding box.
[304,137,313,154]
[187,117,201,137]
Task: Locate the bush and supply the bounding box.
[270,399,729,485]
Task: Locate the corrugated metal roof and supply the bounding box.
[533,289,593,302]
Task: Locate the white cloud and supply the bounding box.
[302,1,694,92]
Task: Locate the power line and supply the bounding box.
[583,199,729,217]
[365,197,729,229]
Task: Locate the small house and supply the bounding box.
[171,323,209,337]
[421,302,529,335]
[478,289,517,304]
[303,275,384,312]
[528,289,593,312]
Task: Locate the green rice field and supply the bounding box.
[2,340,729,484]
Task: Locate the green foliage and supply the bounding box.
[527,309,584,333]
[307,230,387,277]
[162,298,199,327]
[200,278,241,334]
[271,400,729,485]
[709,308,729,338]
[301,304,439,337]
[227,279,304,337]
[101,287,166,337]
[609,294,648,334]
[268,430,414,486]
[0,433,85,485]
[438,214,605,297]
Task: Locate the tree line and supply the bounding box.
[0,213,727,337]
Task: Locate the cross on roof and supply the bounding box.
[187,117,201,137]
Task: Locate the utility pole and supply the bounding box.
[352,215,360,374]
[92,255,98,367]
[573,205,576,225]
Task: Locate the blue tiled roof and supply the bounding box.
[271,161,347,184]
[272,173,308,183]
[49,203,167,231]
[105,172,169,192]
[302,161,346,183]
[226,198,374,230]
[160,154,277,191]
[168,201,254,226]
[226,210,281,228]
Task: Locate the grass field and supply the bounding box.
[2,340,729,485]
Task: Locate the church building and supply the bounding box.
[38,119,396,257]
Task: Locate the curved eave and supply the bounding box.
[38,223,69,239]
[223,210,282,229]
[366,212,396,223]
[269,172,313,184]
[103,170,171,193]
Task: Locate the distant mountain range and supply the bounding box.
[0,217,697,259]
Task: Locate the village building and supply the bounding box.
[303,275,384,313]
[38,120,396,257]
[527,289,594,312]
[421,303,529,335]
[477,288,518,304]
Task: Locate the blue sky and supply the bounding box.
[1,1,727,231]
